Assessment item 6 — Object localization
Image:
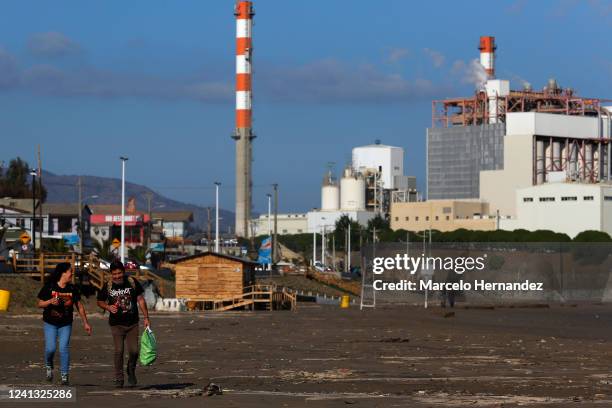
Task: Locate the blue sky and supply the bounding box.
[2,0,612,214]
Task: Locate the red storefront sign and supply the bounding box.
[90,214,150,226]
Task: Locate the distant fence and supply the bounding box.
[361,242,612,304]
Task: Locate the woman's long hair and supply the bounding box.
[47,262,72,284]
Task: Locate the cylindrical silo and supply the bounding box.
[552,141,562,171]
[340,167,366,211]
[536,140,545,184]
[321,171,340,211]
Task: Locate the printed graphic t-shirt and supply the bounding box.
[37,282,81,327]
[97,277,144,326]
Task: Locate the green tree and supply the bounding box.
[0,157,47,201]
[92,238,113,260]
[573,230,612,242]
[333,214,362,251]
[128,245,147,263]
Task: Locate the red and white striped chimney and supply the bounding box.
[478,36,496,79]
[235,1,253,129]
[233,1,254,238]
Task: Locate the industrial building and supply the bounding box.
[307,166,375,233]
[390,200,495,232]
[500,183,612,238]
[427,36,612,202]
[481,111,612,217]
[352,142,417,213]
[418,35,612,238]
[306,142,417,233]
[251,213,308,236]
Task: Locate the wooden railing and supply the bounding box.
[84,254,168,297]
[12,252,76,283]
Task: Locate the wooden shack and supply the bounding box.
[173,252,257,301]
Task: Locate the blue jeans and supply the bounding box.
[43,322,72,375]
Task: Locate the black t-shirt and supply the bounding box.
[97,277,144,326]
[37,282,81,327]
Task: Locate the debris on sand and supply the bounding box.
[378,337,410,343]
[205,382,223,396]
[279,369,355,381]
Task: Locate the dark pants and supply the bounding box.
[110,324,139,381]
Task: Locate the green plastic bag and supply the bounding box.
[139,327,157,366]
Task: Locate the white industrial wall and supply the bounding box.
[499,183,612,238]
[352,145,403,189]
[306,210,375,233]
[506,112,601,139]
[253,214,308,236]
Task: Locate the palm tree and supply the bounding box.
[92,238,113,260]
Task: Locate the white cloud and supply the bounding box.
[386,47,410,63]
[423,48,445,68]
[27,32,81,58]
[259,59,450,103]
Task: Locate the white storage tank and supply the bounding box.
[321,171,340,211]
[340,167,366,211]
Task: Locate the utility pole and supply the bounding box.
[145,192,153,248]
[31,170,36,251]
[321,224,326,267]
[207,207,212,252]
[312,231,317,266]
[332,233,335,271]
[272,183,278,266]
[267,193,272,271]
[347,222,351,273]
[77,177,83,254]
[119,157,128,263]
[215,182,221,253]
[37,146,43,246]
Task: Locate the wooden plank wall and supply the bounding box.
[175,255,244,300]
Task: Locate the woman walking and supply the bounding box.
[37,262,92,385]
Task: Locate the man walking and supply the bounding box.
[97,260,150,388]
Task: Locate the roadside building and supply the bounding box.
[88,204,149,248]
[0,198,42,232]
[151,211,194,240]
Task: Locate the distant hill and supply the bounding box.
[41,170,234,234]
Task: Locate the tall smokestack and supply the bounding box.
[233,1,254,238]
[478,36,496,79]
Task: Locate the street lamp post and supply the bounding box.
[30,170,37,251]
[321,217,326,267]
[214,182,221,253]
[120,157,128,263]
[267,193,272,270]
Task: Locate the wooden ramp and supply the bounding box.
[207,284,297,312]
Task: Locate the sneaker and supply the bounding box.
[60,373,69,386]
[45,367,53,383]
[114,379,124,388]
[127,369,137,386]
